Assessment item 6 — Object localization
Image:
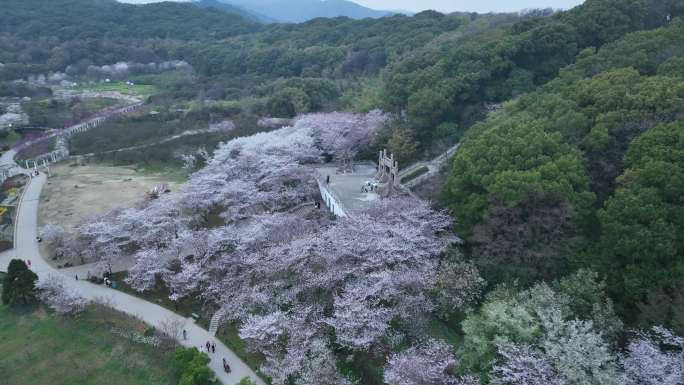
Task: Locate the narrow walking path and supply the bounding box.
[398,142,461,188]
[0,140,264,385]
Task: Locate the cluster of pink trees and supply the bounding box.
[64,112,461,382]
[215,197,454,382]
[61,111,684,384]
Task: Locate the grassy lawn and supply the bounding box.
[133,163,189,184]
[0,304,176,385]
[77,82,158,98]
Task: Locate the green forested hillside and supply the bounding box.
[5,0,679,127]
[444,17,684,332]
[0,0,260,40]
[378,0,683,136]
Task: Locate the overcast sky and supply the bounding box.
[119,0,586,13]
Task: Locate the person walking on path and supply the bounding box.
[183,329,187,340]
[206,341,211,353]
[211,342,215,353]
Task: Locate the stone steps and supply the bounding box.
[208,308,226,336]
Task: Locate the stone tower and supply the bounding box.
[377,149,399,197]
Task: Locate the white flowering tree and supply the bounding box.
[490,344,566,385]
[69,112,451,383]
[37,274,88,315]
[621,327,684,385]
[384,339,460,385]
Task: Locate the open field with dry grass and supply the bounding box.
[38,162,182,232]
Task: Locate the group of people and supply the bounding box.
[205,340,216,354]
[182,330,233,374]
[30,170,40,177]
[361,180,378,193]
[203,340,231,373]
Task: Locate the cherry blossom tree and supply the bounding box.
[40,223,72,259]
[621,327,684,385]
[301,110,386,170]
[41,223,67,247]
[213,197,452,381]
[37,274,88,315]
[384,339,459,385]
[70,111,450,384]
[541,316,619,385]
[295,339,351,385]
[490,344,566,385]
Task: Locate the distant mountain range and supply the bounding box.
[199,0,400,23]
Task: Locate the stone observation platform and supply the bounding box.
[313,149,402,218]
[314,162,381,217]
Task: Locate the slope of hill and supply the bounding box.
[224,0,393,22]
[443,16,684,332]
[193,0,276,23]
[0,0,261,40]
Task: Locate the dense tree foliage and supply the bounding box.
[1,259,38,305]
[0,0,259,41]
[444,15,684,332]
[380,0,682,133]
[597,120,684,327]
[5,0,677,155]
[460,271,623,381]
[172,347,215,385]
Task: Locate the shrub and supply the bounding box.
[237,377,256,385]
[1,259,38,305]
[172,347,215,385]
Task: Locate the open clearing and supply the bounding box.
[0,303,175,385]
[38,162,182,231]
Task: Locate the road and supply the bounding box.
[0,136,264,385]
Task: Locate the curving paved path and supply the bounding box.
[0,139,264,385]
